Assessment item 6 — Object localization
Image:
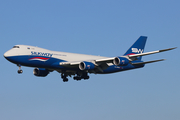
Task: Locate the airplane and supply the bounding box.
[4,36,176,82]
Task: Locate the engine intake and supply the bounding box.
[79,61,95,70]
[33,68,49,77]
[113,57,129,66]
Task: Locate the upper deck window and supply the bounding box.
[13,46,20,48]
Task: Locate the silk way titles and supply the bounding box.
[31,51,53,57]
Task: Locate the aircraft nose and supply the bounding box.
[4,49,17,64]
[4,51,9,58]
[4,49,14,59]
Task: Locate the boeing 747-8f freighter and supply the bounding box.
[4,36,176,82]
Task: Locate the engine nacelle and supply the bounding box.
[33,68,49,77]
[113,57,129,66]
[79,61,95,70]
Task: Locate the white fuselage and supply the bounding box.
[4,45,108,62]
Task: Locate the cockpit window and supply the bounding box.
[13,46,20,48]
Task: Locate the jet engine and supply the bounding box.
[79,61,95,70]
[33,68,49,77]
[113,57,129,66]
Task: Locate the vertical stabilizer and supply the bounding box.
[124,36,147,60]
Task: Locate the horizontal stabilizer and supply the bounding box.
[131,59,165,65]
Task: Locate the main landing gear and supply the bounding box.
[73,72,89,81]
[61,72,90,82]
[17,64,23,74]
[61,73,68,82]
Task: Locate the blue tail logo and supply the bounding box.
[131,48,143,54]
[124,36,147,60]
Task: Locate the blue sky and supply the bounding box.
[0,0,180,120]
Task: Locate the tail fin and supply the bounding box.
[124,36,147,60]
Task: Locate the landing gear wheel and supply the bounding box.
[83,75,89,80]
[73,76,82,81]
[61,72,68,82]
[82,72,90,80]
[63,78,68,82]
[18,70,23,74]
[17,64,23,74]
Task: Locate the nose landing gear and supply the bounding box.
[17,64,23,74]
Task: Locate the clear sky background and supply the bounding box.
[0,0,180,120]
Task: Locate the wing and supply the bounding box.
[60,57,114,66]
[60,57,115,73]
[59,47,176,73]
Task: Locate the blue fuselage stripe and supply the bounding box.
[5,55,144,74]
